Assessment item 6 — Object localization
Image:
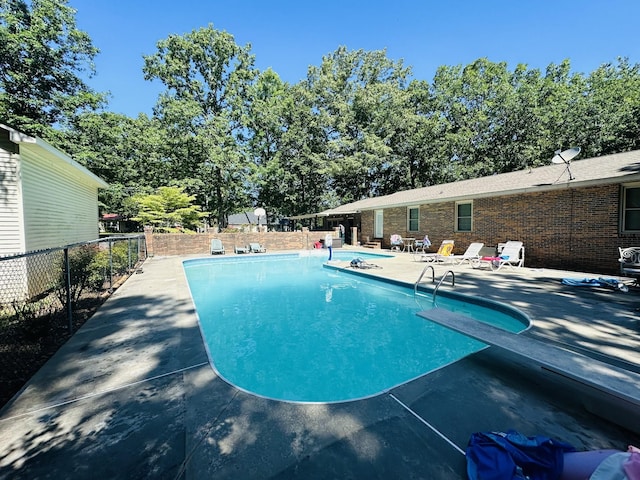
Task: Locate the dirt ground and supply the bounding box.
[0,287,115,407]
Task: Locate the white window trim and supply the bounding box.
[621,183,640,233]
[455,200,473,232]
[407,206,420,233]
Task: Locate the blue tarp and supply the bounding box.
[561,277,628,291]
[466,430,575,480]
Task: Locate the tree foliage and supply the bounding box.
[129,186,204,232]
[4,8,640,222]
[142,24,257,228]
[0,0,105,140]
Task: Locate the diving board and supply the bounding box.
[417,308,640,409]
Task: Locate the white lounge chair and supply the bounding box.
[211,238,225,255]
[249,242,266,253]
[473,241,524,271]
[451,242,484,265]
[419,240,455,262]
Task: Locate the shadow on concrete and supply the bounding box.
[1,256,639,479]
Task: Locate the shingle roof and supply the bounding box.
[324,149,640,214]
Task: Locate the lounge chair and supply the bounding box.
[249,242,266,253]
[390,234,403,251]
[419,240,455,262]
[451,242,484,265]
[211,238,225,255]
[473,241,524,271]
[234,245,249,254]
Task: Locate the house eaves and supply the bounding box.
[1,123,109,189]
[340,150,640,212]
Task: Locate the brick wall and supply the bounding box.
[359,183,640,274]
[146,231,333,256]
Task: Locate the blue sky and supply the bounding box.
[70,0,640,118]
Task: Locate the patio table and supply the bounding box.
[402,237,415,252]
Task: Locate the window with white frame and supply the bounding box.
[456,201,473,232]
[407,206,419,232]
[622,185,640,232]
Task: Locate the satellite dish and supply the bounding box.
[551,147,580,165]
[551,147,580,180]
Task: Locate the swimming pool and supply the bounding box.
[183,252,529,403]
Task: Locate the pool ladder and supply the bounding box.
[414,265,455,303]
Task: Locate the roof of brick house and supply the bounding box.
[322,149,640,215]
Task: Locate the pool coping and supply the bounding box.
[0,251,639,479]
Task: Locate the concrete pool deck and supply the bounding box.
[0,249,639,479]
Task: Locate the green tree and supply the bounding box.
[241,68,286,218]
[579,58,640,157]
[259,82,330,217]
[377,79,448,191]
[130,186,205,232]
[0,0,105,140]
[143,24,257,228]
[305,47,411,202]
[63,111,171,213]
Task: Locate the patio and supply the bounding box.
[0,250,638,479]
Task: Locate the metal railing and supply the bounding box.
[414,265,455,306]
[0,235,146,331]
[0,235,146,407]
[414,264,435,295]
[432,270,455,303]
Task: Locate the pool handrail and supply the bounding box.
[414,264,435,295]
[433,270,455,303]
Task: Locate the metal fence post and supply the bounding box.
[64,247,73,333]
[108,239,113,291]
[128,237,132,271]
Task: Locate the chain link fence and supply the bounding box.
[0,235,146,407]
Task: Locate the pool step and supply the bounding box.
[417,308,640,432]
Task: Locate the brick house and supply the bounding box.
[318,150,640,274]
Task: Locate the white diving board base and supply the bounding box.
[417,308,640,409]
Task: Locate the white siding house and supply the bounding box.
[0,124,108,302]
[0,124,108,255]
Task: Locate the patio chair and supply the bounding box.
[618,246,640,285]
[249,242,266,253]
[419,240,455,262]
[390,234,403,251]
[234,245,249,254]
[450,242,484,265]
[473,241,524,271]
[413,235,432,253]
[211,238,225,255]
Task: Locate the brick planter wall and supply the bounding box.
[145,231,324,257]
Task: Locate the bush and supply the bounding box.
[52,245,103,306]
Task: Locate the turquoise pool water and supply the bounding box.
[183,252,528,403]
